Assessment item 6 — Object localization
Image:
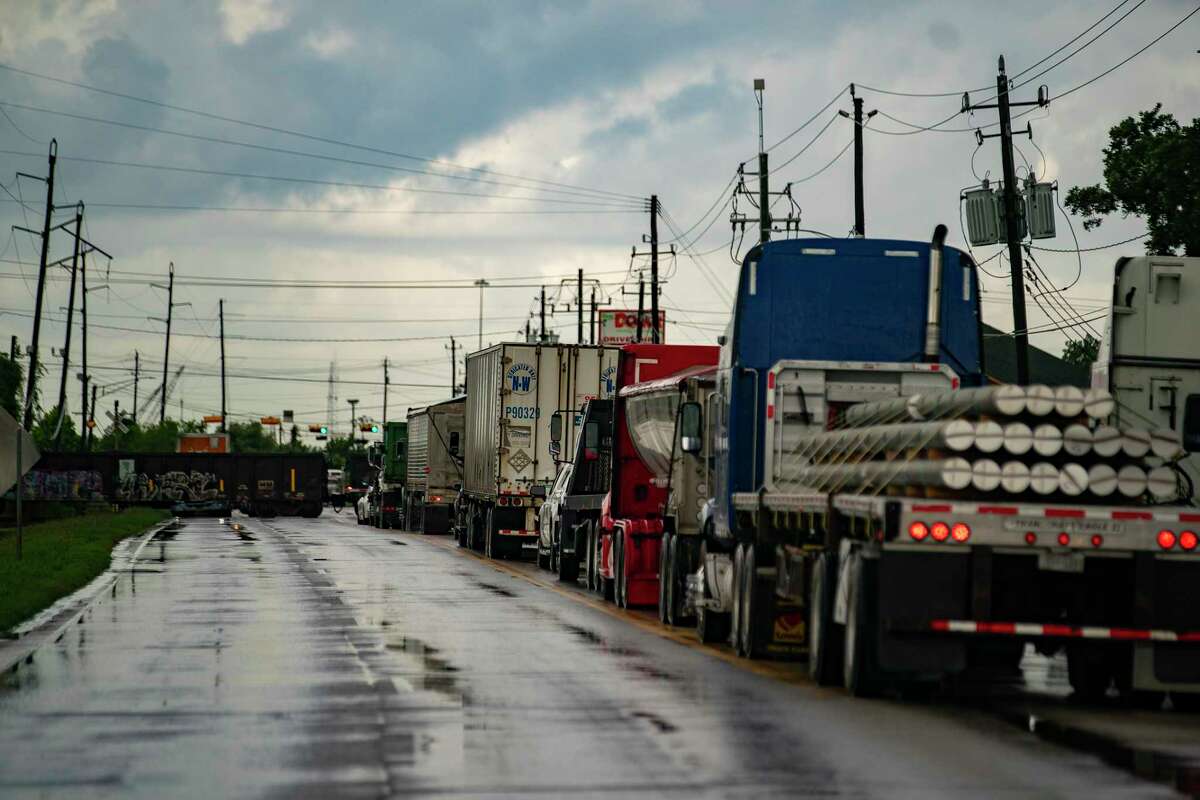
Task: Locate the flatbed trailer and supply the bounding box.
[696,231,1200,703]
[734,487,1200,697]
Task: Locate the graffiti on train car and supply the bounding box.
[21,470,105,500]
[116,469,223,503]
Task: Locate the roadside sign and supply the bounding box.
[202,414,223,424]
[597,309,666,344]
[260,416,281,426]
[106,410,130,433]
[283,410,294,422]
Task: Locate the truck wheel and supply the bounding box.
[537,547,550,570]
[557,545,578,584]
[485,508,496,559]
[670,536,695,627]
[843,554,882,697]
[585,523,597,592]
[808,552,844,686]
[1066,645,1112,703]
[731,544,746,655]
[658,533,673,624]
[738,544,762,659]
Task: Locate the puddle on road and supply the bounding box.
[476,582,517,598]
[383,636,465,700]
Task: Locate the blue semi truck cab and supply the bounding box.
[689,229,1200,702]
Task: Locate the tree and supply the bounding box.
[0,353,21,420]
[32,406,81,452]
[1062,335,1100,367]
[1066,105,1199,256]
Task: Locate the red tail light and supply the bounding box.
[1025,532,1038,545]
[1158,530,1177,550]
[1090,534,1103,548]
[384,506,395,512]
[1181,531,1198,551]
[931,522,950,542]
[498,496,508,506]
[909,521,929,541]
[1057,532,1070,547]
[951,522,971,543]
[431,495,443,503]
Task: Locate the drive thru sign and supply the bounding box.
[597,309,666,345]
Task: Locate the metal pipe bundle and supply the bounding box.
[794,458,973,492]
[792,420,975,460]
[841,385,1026,427]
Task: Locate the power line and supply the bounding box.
[0,309,545,343]
[0,148,644,208]
[853,0,1138,98]
[0,61,641,201]
[765,85,849,152]
[1051,3,1200,102]
[1027,232,1148,253]
[1013,0,1148,90]
[0,100,642,204]
[0,197,639,216]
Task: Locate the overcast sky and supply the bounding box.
[1,0,1196,439]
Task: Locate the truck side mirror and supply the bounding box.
[550,412,563,444]
[449,431,460,455]
[1184,394,1200,453]
[583,420,599,461]
[680,402,703,454]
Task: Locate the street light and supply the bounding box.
[473,278,489,349]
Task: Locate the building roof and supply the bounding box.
[982,324,1090,387]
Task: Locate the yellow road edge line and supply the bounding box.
[419,534,812,687]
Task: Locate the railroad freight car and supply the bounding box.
[23,452,325,517]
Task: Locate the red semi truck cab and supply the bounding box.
[596,343,719,607]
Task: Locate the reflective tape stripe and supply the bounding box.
[497,529,537,537]
[929,619,1200,642]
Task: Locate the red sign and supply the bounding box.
[598,309,666,345]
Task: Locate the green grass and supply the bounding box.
[0,508,170,633]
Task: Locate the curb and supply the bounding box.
[0,516,180,674]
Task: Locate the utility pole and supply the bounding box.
[447,338,457,394]
[20,139,57,430]
[382,357,389,424]
[636,273,645,343]
[219,299,227,432]
[133,351,139,418]
[156,263,174,423]
[962,57,1047,385]
[839,85,876,237]
[347,399,359,445]
[649,196,660,343]
[113,399,120,450]
[473,278,489,349]
[589,287,597,345]
[87,383,96,451]
[53,204,84,449]
[79,250,90,451]
[539,285,546,343]
[756,80,770,244]
[577,268,584,343]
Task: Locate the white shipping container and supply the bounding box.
[406,397,465,498]
[464,343,618,499]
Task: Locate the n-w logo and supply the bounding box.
[507,363,536,394]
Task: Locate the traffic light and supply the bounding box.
[371,424,380,433]
[308,424,323,433]
[320,426,329,435]
[359,423,380,434]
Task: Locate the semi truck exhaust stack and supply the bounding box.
[924,224,948,362]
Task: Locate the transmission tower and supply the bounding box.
[326,360,337,438]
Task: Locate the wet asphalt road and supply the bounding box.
[0,512,1181,798]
